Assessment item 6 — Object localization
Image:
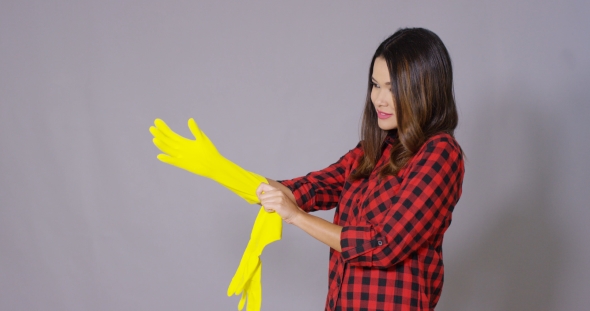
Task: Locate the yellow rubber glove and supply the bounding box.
[150,118,282,310]
[237,260,261,311]
[150,118,263,204]
[228,207,282,311]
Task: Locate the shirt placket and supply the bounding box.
[332,177,370,310]
[333,141,394,310]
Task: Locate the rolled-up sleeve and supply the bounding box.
[340,136,464,268]
[278,143,362,213]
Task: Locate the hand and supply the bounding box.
[256,183,302,224]
[150,118,267,204]
[150,118,223,179]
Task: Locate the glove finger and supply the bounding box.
[152,138,181,157]
[150,126,183,148]
[238,290,247,310]
[154,119,187,143]
[228,266,244,296]
[187,118,206,142]
[242,258,261,290]
[157,154,179,166]
[228,246,254,295]
[231,255,260,296]
[149,125,168,141]
[228,260,250,295]
[248,263,262,311]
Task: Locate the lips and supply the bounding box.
[377,110,393,119]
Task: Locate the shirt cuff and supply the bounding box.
[340,224,386,266]
[276,179,315,212]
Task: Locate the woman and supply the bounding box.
[151,27,464,311]
[256,28,465,310]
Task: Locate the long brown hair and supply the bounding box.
[351,28,459,180]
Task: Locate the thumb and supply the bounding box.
[187,118,205,141]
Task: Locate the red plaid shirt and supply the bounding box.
[278,132,464,311]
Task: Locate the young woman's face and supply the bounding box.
[371,57,398,130]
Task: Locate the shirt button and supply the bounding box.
[377,240,383,246]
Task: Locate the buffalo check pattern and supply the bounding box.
[278,132,464,311]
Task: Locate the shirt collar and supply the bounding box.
[385,129,397,144]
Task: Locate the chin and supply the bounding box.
[378,120,398,131]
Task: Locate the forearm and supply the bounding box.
[263,178,343,251]
[291,212,343,252]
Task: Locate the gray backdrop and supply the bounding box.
[1,1,589,310]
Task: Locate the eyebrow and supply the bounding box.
[372,77,391,86]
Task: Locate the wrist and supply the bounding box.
[288,208,306,226]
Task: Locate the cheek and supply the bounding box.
[387,94,395,109]
[370,90,377,105]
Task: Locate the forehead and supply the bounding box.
[372,57,390,81]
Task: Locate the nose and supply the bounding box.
[375,89,390,106]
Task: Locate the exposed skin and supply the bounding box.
[257,57,397,252]
[258,180,343,252]
[371,56,398,131]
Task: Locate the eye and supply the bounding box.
[372,82,380,89]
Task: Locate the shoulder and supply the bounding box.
[338,141,364,165]
[425,132,460,147]
[409,132,464,168]
[421,133,462,155]
[394,133,465,181]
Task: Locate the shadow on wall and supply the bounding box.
[438,90,563,311]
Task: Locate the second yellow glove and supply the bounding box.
[228,207,282,311]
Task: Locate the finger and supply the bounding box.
[149,126,162,139]
[152,138,181,157]
[255,183,266,197]
[151,128,183,154]
[249,263,262,311]
[238,290,246,310]
[157,154,177,165]
[256,183,275,196]
[244,259,261,285]
[262,205,275,213]
[258,189,283,202]
[150,125,170,140]
[152,138,180,156]
[227,269,242,296]
[150,126,180,146]
[187,118,206,141]
[154,119,186,143]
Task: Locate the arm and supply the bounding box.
[258,143,362,251]
[257,183,343,252]
[291,211,343,252]
[275,143,363,213]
